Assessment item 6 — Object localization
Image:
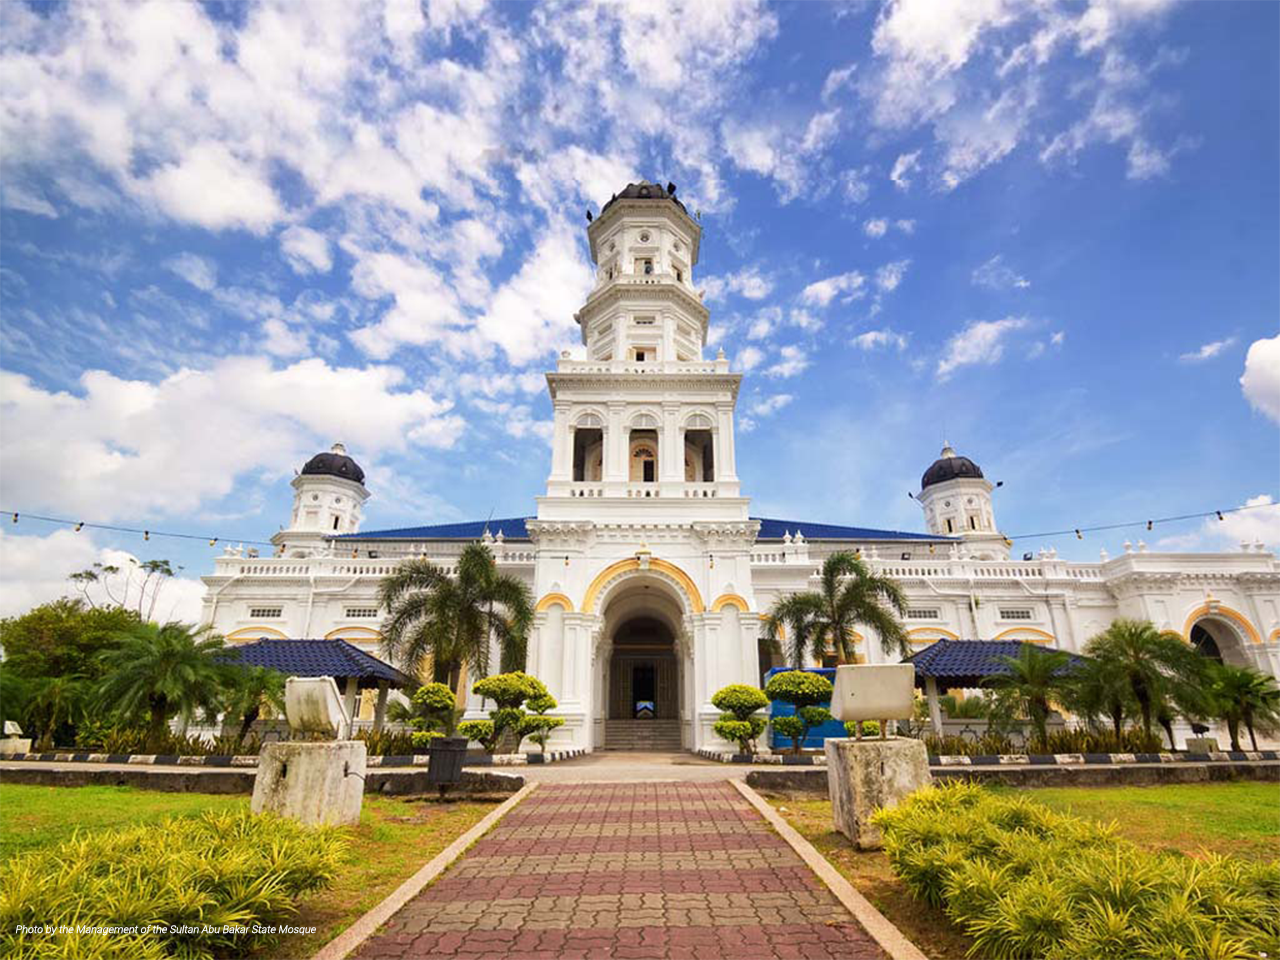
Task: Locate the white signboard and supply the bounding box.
[829,664,916,722]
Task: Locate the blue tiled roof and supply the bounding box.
[908,639,1085,688]
[753,518,945,541]
[339,515,945,542]
[222,639,413,688]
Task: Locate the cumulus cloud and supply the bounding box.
[937,316,1029,379]
[702,267,774,302]
[737,346,765,371]
[766,344,810,378]
[280,226,333,275]
[0,357,463,520]
[890,150,921,190]
[1179,337,1236,363]
[972,254,1030,290]
[876,259,911,292]
[864,218,888,238]
[1157,495,1280,553]
[1240,335,1280,424]
[852,329,908,351]
[751,393,793,416]
[164,253,217,291]
[799,271,866,308]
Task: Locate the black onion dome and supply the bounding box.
[921,444,984,490]
[599,180,689,216]
[301,442,365,485]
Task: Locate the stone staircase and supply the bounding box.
[604,719,685,751]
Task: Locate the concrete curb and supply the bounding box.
[731,779,927,960]
[698,747,1280,766]
[311,782,537,960]
[5,749,590,768]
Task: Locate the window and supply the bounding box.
[675,268,683,282]
[332,516,341,530]
[643,259,653,275]
[999,608,1034,620]
[634,317,655,325]
[249,607,283,619]
[906,608,941,620]
[635,350,646,362]
[946,518,954,533]
[346,607,379,618]
[968,515,978,530]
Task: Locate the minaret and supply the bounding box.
[916,444,1008,560]
[539,180,745,515]
[274,442,370,557]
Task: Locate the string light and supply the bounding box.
[10,513,16,523]
[1075,529,1083,540]
[0,510,274,547]
[1216,510,1224,521]
[1147,520,1153,531]
[144,530,150,541]
[209,538,217,547]
[74,522,83,532]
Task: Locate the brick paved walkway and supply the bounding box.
[352,782,887,960]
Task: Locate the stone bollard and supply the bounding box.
[251,740,367,826]
[825,737,930,850]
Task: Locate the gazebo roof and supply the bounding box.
[222,639,413,689]
[908,639,1086,689]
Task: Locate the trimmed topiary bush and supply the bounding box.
[844,719,880,738]
[456,719,497,753]
[0,809,345,960]
[765,670,833,754]
[516,693,565,754]
[872,782,1280,960]
[464,672,553,754]
[711,683,770,755]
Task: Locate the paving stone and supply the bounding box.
[352,781,887,960]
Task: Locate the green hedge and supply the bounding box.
[0,809,346,960]
[872,782,1279,959]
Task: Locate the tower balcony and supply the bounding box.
[548,478,740,500]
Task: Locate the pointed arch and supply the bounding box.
[1182,603,1261,645]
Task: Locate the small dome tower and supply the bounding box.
[274,442,371,557]
[916,444,1008,559]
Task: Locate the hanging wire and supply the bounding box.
[0,510,275,547]
[1004,500,1276,541]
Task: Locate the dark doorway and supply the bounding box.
[608,616,678,718]
[1190,623,1223,663]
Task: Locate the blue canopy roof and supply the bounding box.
[337,515,946,543]
[222,639,413,688]
[908,639,1086,689]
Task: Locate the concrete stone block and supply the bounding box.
[1186,737,1220,752]
[0,738,32,756]
[251,740,366,826]
[825,737,930,850]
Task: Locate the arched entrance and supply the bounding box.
[592,568,694,751]
[1188,617,1251,667]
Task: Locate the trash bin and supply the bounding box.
[426,736,468,787]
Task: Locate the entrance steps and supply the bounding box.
[604,719,684,751]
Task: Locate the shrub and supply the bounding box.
[765,670,833,754]
[468,672,551,753]
[844,719,880,738]
[711,684,769,719]
[410,730,442,749]
[1032,727,1163,755]
[516,693,564,753]
[472,672,546,709]
[405,682,463,737]
[354,728,417,756]
[0,809,345,960]
[922,732,1018,757]
[714,716,767,754]
[457,719,497,753]
[872,782,1280,960]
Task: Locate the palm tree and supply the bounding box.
[1061,655,1132,739]
[1084,619,1200,741]
[985,645,1072,746]
[762,593,824,670]
[222,666,286,748]
[379,543,533,692]
[27,674,86,750]
[808,552,910,661]
[95,622,227,751]
[1208,664,1280,751]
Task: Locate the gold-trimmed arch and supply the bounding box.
[1182,603,1262,645]
[325,626,382,641]
[908,626,960,643]
[711,593,749,613]
[991,626,1055,644]
[536,592,574,613]
[581,557,705,614]
[225,626,288,642]
[1270,628,1280,643]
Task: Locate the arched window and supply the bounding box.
[631,445,657,483]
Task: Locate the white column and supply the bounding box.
[341,677,359,738]
[660,404,681,482]
[605,403,626,482]
[551,403,572,481]
[717,405,738,480]
[373,682,389,732]
[925,676,943,734]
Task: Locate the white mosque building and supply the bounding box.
[201,181,1280,752]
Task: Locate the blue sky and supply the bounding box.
[1,0,1277,620]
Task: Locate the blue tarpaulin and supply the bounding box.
[765,666,847,750]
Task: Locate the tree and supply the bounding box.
[809,552,910,661]
[762,594,824,669]
[26,674,86,750]
[389,681,463,737]
[221,666,286,748]
[985,645,1072,747]
[1060,655,1133,739]
[68,559,182,618]
[711,683,770,755]
[0,599,140,684]
[1085,619,1200,740]
[765,670,833,755]
[517,693,565,754]
[379,544,533,691]
[94,622,228,751]
[458,672,548,754]
[1207,664,1280,751]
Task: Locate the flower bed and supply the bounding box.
[872,781,1279,959]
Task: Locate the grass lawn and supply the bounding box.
[768,781,1280,960]
[0,784,497,957]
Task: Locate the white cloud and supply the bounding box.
[890,150,921,190]
[0,528,205,621]
[747,307,781,341]
[1240,335,1280,424]
[751,394,793,416]
[864,218,888,238]
[280,225,333,275]
[852,329,908,351]
[1179,337,1236,363]
[821,63,857,101]
[799,271,866,308]
[895,219,916,234]
[2,184,58,218]
[840,167,872,203]
[142,142,283,234]
[702,267,774,302]
[738,346,765,371]
[937,316,1029,379]
[164,253,217,291]
[1157,495,1280,553]
[876,259,911,292]
[972,254,1030,290]
[766,345,810,378]
[1050,330,1065,346]
[0,357,463,520]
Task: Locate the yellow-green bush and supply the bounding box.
[872,782,1279,959]
[0,809,346,960]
